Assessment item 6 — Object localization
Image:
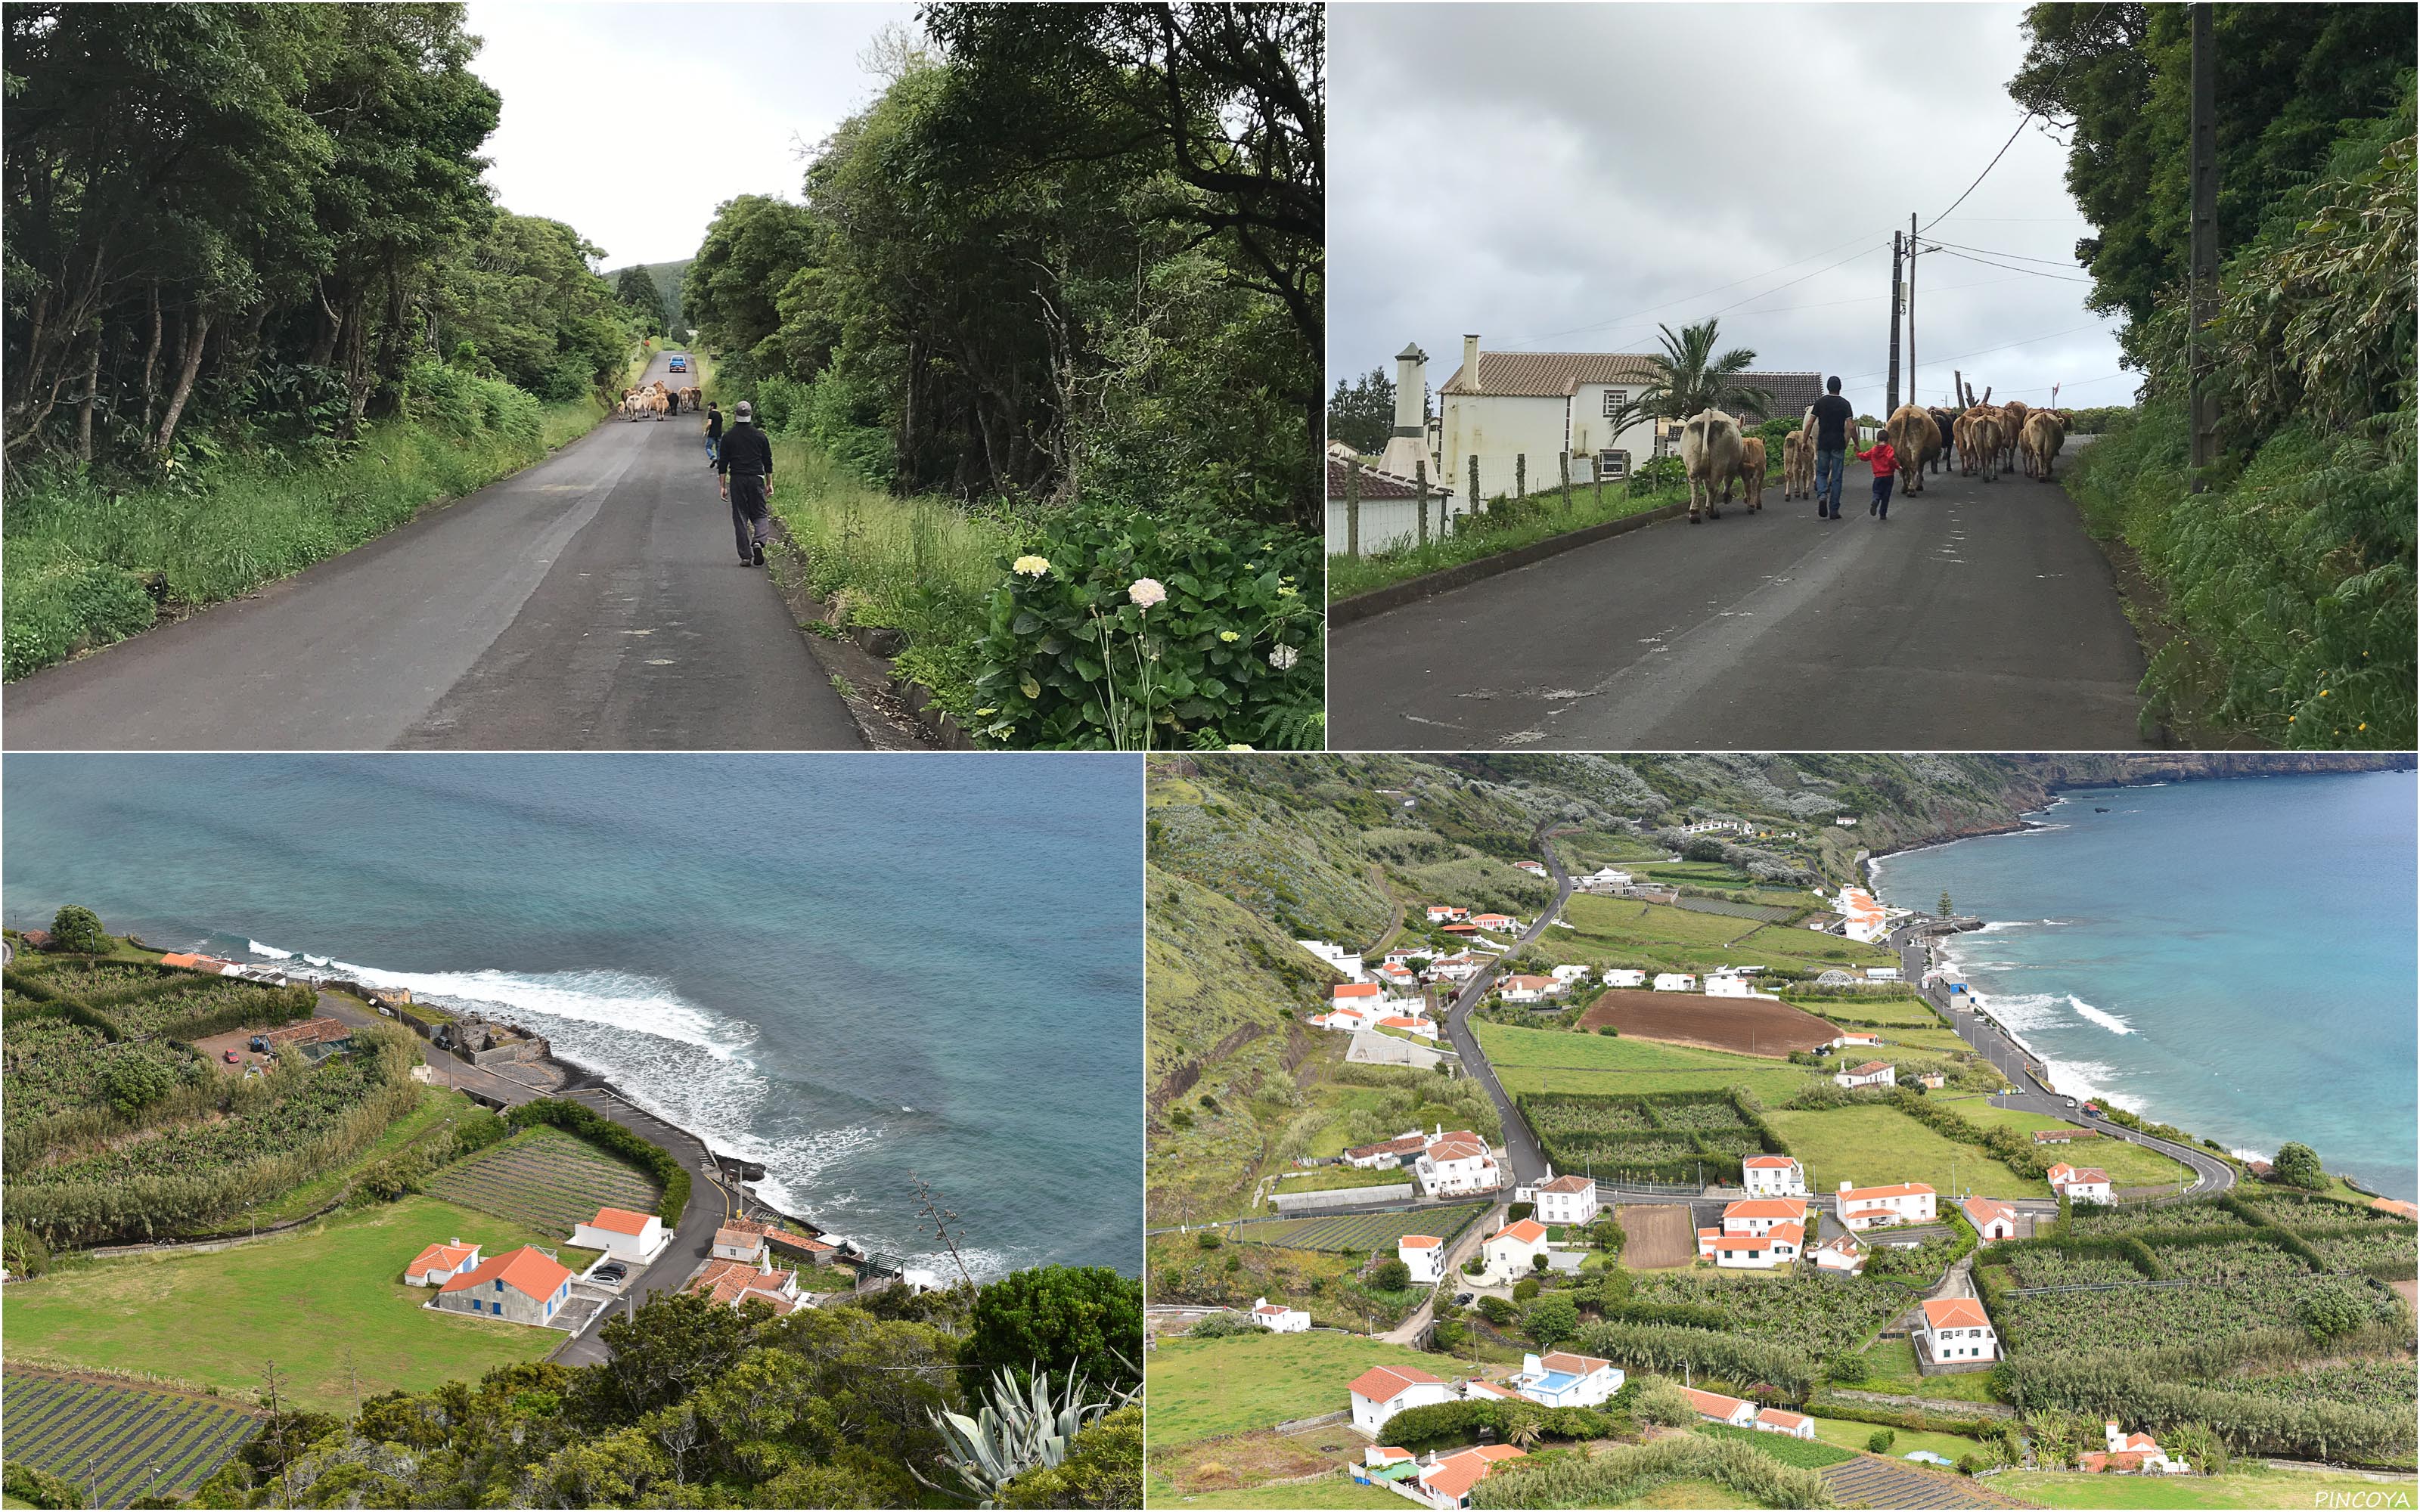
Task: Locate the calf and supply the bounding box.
[1736,435,1767,512]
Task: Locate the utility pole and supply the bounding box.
[2187,3,2219,489]
[1907,213,1919,412]
[1885,231,1904,414]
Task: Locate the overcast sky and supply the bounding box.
[464,2,917,271]
[1332,3,2136,414]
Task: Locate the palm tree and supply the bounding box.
[1606,320,1776,439]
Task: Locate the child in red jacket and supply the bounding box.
[1855,436,1898,519]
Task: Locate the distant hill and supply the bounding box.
[602,258,693,336]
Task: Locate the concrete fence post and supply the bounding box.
[1516,453,1526,500]
[1559,451,1571,513]
[1345,460,1361,557]
[1469,454,1481,518]
[1415,461,1432,547]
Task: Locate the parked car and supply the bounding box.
[668,355,687,372]
[1453,1292,1474,1308]
[223,1049,240,1063]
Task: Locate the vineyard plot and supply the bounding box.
[424,1125,661,1232]
[1671,897,1798,922]
[1223,1203,1488,1253]
[1,1372,260,1507]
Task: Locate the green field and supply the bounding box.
[1148,1331,1450,1447]
[1846,1337,2004,1403]
[1270,1163,1419,1195]
[1994,1466,2418,1507]
[1944,1103,2195,1191]
[1225,1204,1488,1253]
[1807,1414,1993,1464]
[2,1374,261,1506]
[1764,1104,2045,1200]
[424,1123,660,1232]
[1477,1021,1818,1100]
[1671,897,1798,922]
[1149,1472,1407,1508]
[3,1195,586,1413]
[1786,995,1947,1028]
[252,1086,481,1225]
[1517,894,1897,978]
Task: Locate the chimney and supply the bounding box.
[1524,1352,1543,1376]
[1393,343,1428,438]
[1839,1179,1853,1194]
[1463,335,1482,392]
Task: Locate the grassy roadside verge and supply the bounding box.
[2,384,621,681]
[1328,464,1784,603]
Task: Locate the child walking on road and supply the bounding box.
[1855,435,1897,519]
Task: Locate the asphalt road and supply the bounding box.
[1891,919,2234,1196]
[1439,831,1575,1189]
[1330,448,2150,751]
[5,352,863,750]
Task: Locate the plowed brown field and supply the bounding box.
[1577,990,1838,1056]
[1616,1204,1697,1268]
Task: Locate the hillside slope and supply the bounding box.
[603,258,693,332]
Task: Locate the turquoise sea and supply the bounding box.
[1873,768,2416,1200]
[2,754,1142,1274]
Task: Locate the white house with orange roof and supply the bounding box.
[1496,974,1564,1005]
[1811,1232,1866,1274]
[1508,1350,1623,1408]
[1829,1032,1885,1051]
[1652,972,1697,992]
[1375,962,1422,993]
[1531,1172,1599,1226]
[1398,1233,1445,1284]
[1299,940,1367,981]
[1461,1379,1522,1404]
[1915,1296,1999,1365]
[405,1238,482,1287]
[1431,952,1488,984]
[1468,913,1519,934]
[1515,860,1547,877]
[1411,1445,1527,1509]
[1680,1387,1759,1428]
[2079,1421,2186,1475]
[572,1206,670,1263]
[713,1218,778,1264]
[1347,1131,1429,1169]
[1334,981,1385,1009]
[1603,968,1647,987]
[1482,1218,1548,1281]
[1375,1014,1440,1041]
[1835,1179,1936,1229]
[431,1245,575,1326]
[1696,1216,1804,1269]
[1741,1154,1807,1198]
[1348,1362,1454,1435]
[1549,964,1594,984]
[1755,1407,1817,1440]
[1835,886,1891,943]
[2047,1163,2114,1204]
[1962,1195,2021,1241]
[1426,905,1469,924]
[1717,1197,1808,1238]
[1250,1296,1311,1333]
[687,1253,804,1315]
[1415,1128,1501,1198]
[1834,1060,1897,1089]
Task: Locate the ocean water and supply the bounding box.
[1872,769,2417,1200]
[2,754,1142,1275]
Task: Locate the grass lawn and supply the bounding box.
[250,1086,481,1225]
[1783,995,1945,1027]
[1765,1103,2045,1200]
[1947,1103,2193,1190]
[1625,1478,1764,1509]
[1995,1467,2418,1508]
[1299,1089,1394,1158]
[1270,1163,1416,1194]
[5,1194,588,1413]
[1327,479,1681,603]
[1150,1472,1410,1509]
[1478,1020,1817,1100]
[1810,1416,1992,1464]
[1848,1337,2005,1403]
[1148,1331,1449,1448]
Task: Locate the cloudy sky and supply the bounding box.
[1332,3,2136,415]
[464,2,917,272]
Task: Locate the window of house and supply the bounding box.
[1602,389,1628,417]
[1599,449,1630,479]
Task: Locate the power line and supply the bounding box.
[1924,246,2096,285]
[1842,321,2110,383]
[1919,112,2036,233]
[1921,237,2086,270]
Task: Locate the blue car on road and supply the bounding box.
[669,355,687,373]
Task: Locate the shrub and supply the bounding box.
[1597,1025,1620,1037]
[2272,1142,2327,1191]
[1867,1429,1894,1453]
[1194,1229,1220,1250]
[1630,1377,1698,1428]
[1512,1278,1540,1303]
[3,1222,51,1278]
[1525,1293,1579,1349]
[968,504,1322,749]
[1370,1258,1411,1291]
[1185,1311,1258,1340]
[100,1054,175,1116]
[1478,1296,1517,1326]
[49,905,109,954]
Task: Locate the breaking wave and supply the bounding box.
[2067,996,2135,1036]
[247,940,294,959]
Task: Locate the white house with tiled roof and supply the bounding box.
[1431,952,1488,983]
[1835,1179,1937,1229]
[1426,905,1469,924]
[1346,1131,1428,1169]
[1915,1296,1998,1365]
[1398,1233,1445,1284]
[1742,1154,1807,1198]
[1652,972,1696,993]
[713,1218,777,1264]
[688,1253,804,1315]
[1412,1445,1527,1509]
[1469,912,1519,933]
[2083,1421,2186,1475]
[1812,1231,1866,1274]
[1415,1128,1500,1198]
[1348,1362,1454,1435]
[1962,1194,2021,1241]
[432,1245,574,1326]
[1508,1351,1622,1408]
[1482,1219,1549,1281]
[1834,1060,1897,1089]
[1251,1296,1311,1333]
[1531,1172,1599,1226]
[1697,1219,1804,1269]
[1549,963,1593,984]
[1829,1033,1885,1051]
[1755,1407,1817,1440]
[1496,974,1563,1004]
[1680,1387,1759,1428]
[572,1207,670,1263]
[405,1238,482,1287]
[1376,1014,1440,1040]
[1602,968,1646,987]
[2048,1163,2114,1204]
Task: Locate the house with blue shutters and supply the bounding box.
[430,1244,575,1327]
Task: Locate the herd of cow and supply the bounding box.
[1676,391,2074,523]
[621,381,703,420]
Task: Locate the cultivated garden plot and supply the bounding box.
[1223,1204,1489,1253]
[1624,1270,1911,1359]
[2,1017,199,1123]
[423,1124,660,1234]
[1519,1089,1783,1185]
[1993,1272,2398,1355]
[1575,991,1838,1057]
[1762,1104,2045,1200]
[1,1373,262,1507]
[1477,1021,1817,1101]
[1670,896,1800,922]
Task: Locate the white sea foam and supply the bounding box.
[303,954,333,966]
[1969,991,2067,1033]
[247,940,295,959]
[2038,1056,2126,1108]
[2067,996,2135,1036]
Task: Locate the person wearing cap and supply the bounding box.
[716,400,776,566]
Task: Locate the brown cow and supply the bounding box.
[2021,409,2068,480]
[1966,409,2004,482]
[1886,404,1941,494]
[1678,409,1745,523]
[1736,435,1767,512]
[1996,399,2030,473]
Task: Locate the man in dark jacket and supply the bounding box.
[703,401,723,468]
[715,401,775,566]
[1807,376,1856,520]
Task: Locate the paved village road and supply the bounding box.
[1330,451,2149,751]
[1440,832,1575,1189]
[1891,920,2235,1196]
[5,353,861,751]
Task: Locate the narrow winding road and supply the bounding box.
[1330,449,2149,751]
[1438,831,1575,1190]
[5,353,862,751]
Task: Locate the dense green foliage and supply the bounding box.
[503,1097,690,1225]
[1383,1399,1619,1452]
[1326,367,1399,455]
[1469,1433,1833,1510]
[1518,1089,1781,1184]
[187,1274,1140,1507]
[1691,1421,1858,1470]
[962,1266,1143,1395]
[46,906,107,954]
[2037,37,2415,742]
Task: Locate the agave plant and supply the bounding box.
[912,1361,1137,1507]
